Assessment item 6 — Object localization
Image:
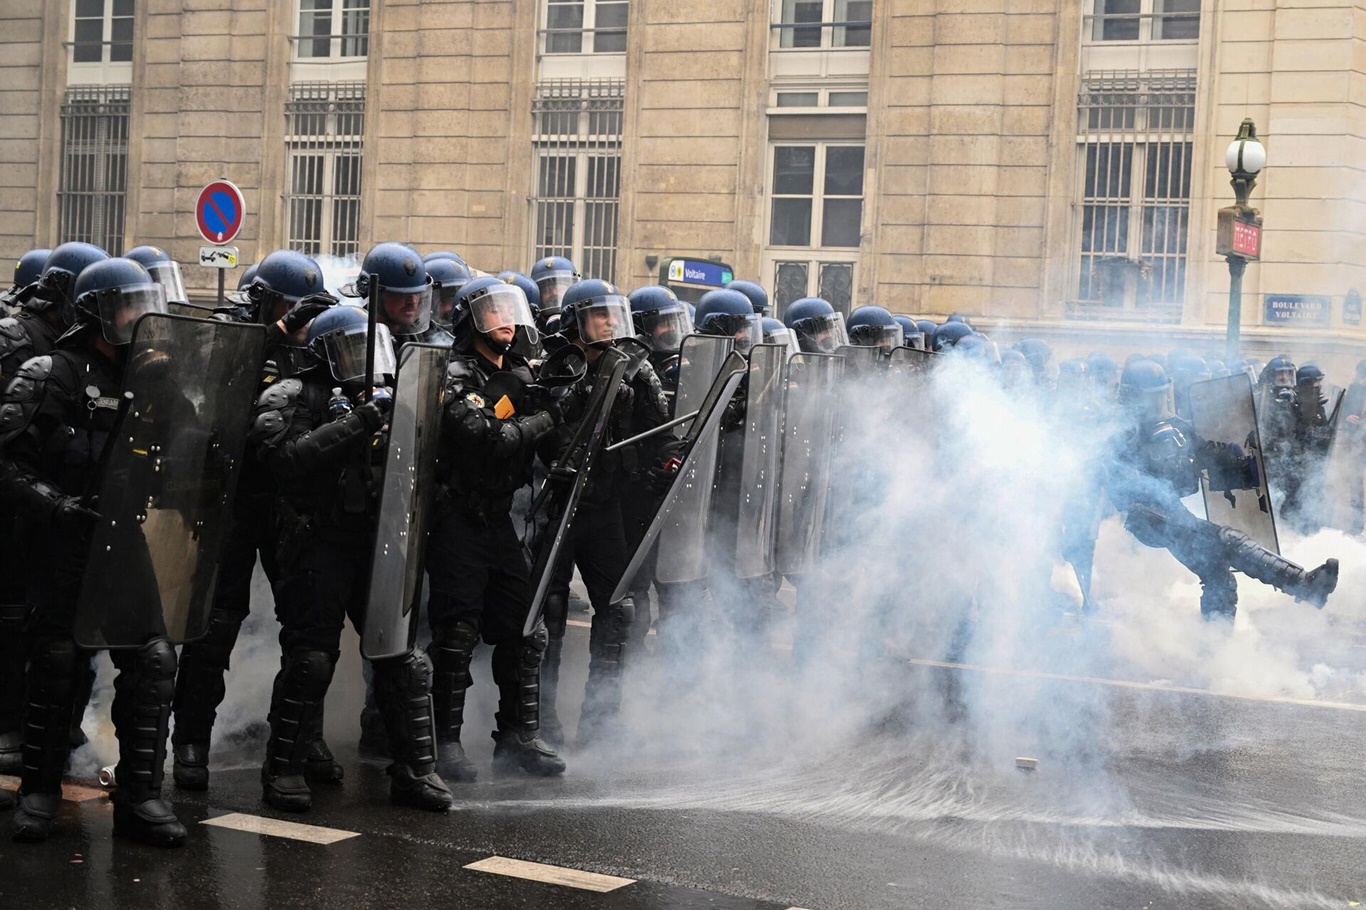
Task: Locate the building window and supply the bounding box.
[1089,0,1200,43]
[283,82,365,258]
[1071,70,1195,322]
[71,0,134,65]
[58,85,129,252]
[769,145,864,249]
[775,0,872,50]
[295,0,369,59]
[543,0,629,55]
[530,80,624,281]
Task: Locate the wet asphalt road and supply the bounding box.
[3,601,1366,910]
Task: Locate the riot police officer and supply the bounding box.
[171,249,338,791]
[346,242,450,347]
[123,246,192,313]
[250,304,452,813]
[726,279,771,317]
[428,255,474,336]
[1282,363,1335,529]
[1104,360,1338,620]
[0,248,52,315]
[1,257,187,845]
[782,297,848,354]
[529,256,579,336]
[425,276,566,780]
[846,305,904,356]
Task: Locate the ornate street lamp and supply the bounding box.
[1219,119,1266,360]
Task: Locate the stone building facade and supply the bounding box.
[3,1,1366,364]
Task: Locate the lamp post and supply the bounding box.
[1218,119,1266,362]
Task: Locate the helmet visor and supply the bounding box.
[379,285,432,335]
[1272,366,1295,388]
[320,322,398,384]
[575,296,633,345]
[536,273,576,316]
[95,284,169,345]
[470,284,539,343]
[1129,383,1174,423]
[763,324,800,358]
[793,311,849,353]
[433,283,462,329]
[849,323,904,353]
[701,312,763,354]
[638,304,694,354]
[902,331,926,352]
[144,260,187,305]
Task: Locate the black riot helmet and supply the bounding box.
[725,279,770,317]
[70,257,169,345]
[427,255,474,329]
[348,242,434,336]
[530,256,579,318]
[1119,359,1175,424]
[695,288,762,353]
[35,242,110,320]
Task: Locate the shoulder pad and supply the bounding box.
[251,377,304,446]
[0,317,26,343]
[0,355,55,443]
[13,354,53,383]
[445,356,480,393]
[258,377,303,412]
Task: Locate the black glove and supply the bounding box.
[648,437,687,492]
[281,293,337,333]
[54,495,100,528]
[523,384,564,424]
[355,398,389,431]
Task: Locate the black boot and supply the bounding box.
[1220,528,1340,608]
[0,602,27,776]
[171,610,245,790]
[303,705,344,784]
[577,598,634,747]
[108,638,186,847]
[11,638,79,843]
[374,649,452,812]
[430,619,479,782]
[262,650,334,813]
[491,623,565,776]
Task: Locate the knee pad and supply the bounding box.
[543,594,568,639]
[377,648,433,698]
[1215,525,1253,549]
[286,649,336,701]
[605,599,635,646]
[136,637,178,681]
[30,637,79,677]
[525,621,549,655]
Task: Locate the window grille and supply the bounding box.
[57,85,129,252]
[1070,69,1195,323]
[283,82,365,258]
[530,79,624,282]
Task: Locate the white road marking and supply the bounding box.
[201,812,360,845]
[464,855,635,892]
[0,775,107,804]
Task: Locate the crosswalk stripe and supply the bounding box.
[201,812,361,845]
[0,775,107,804]
[464,855,635,892]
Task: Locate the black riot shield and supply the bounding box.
[75,313,267,648]
[523,346,631,635]
[775,353,845,576]
[655,334,735,583]
[734,344,788,579]
[610,352,748,602]
[1189,375,1279,555]
[361,343,450,660]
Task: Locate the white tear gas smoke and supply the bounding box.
[315,253,361,300]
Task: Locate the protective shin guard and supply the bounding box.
[491,624,564,776]
[262,650,334,812]
[109,637,186,847]
[171,610,245,747]
[303,702,344,784]
[579,598,635,744]
[1219,527,1340,608]
[374,649,451,811]
[0,603,27,774]
[12,638,77,842]
[429,619,479,744]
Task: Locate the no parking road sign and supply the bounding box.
[195,179,246,245]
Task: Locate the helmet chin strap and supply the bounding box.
[480,330,513,356]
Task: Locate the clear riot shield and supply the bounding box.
[888,346,935,383]
[655,335,735,583]
[75,313,267,648]
[1189,374,1279,555]
[524,347,631,634]
[611,354,748,602]
[1324,382,1366,531]
[834,344,882,377]
[775,353,845,576]
[734,344,788,579]
[361,343,450,660]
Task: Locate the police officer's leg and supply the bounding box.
[262,537,352,812]
[107,636,187,846]
[370,647,452,811]
[425,512,487,783]
[0,601,26,774]
[485,515,565,775]
[539,540,576,748]
[10,636,80,842]
[574,503,635,745]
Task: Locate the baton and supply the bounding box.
[603,410,700,453]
